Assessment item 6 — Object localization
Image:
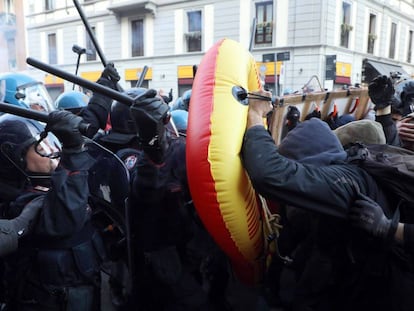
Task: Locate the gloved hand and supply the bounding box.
[168,88,173,102]
[130,89,171,164]
[0,220,18,257]
[98,62,120,91]
[45,110,85,151]
[10,201,42,237]
[101,62,120,84]
[368,75,395,110]
[0,202,41,257]
[305,107,321,120]
[349,193,398,240]
[285,106,300,132]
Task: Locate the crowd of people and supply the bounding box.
[0,61,414,311]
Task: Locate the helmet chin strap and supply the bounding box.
[1,143,30,178]
[1,141,53,190]
[25,172,53,189]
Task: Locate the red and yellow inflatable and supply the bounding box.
[186,38,265,284]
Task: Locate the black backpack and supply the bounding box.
[346,142,414,212]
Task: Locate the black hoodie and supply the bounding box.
[242,118,388,218]
[278,118,347,165]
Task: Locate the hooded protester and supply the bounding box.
[242,89,414,311]
[266,117,360,309]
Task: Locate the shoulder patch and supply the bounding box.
[33,185,50,192]
[124,154,138,170]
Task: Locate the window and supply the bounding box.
[255,1,273,45]
[186,10,202,52]
[408,30,413,63]
[367,14,376,54]
[48,33,57,64]
[5,0,14,14]
[86,26,97,61]
[131,19,144,57]
[45,0,55,11]
[340,2,352,48]
[389,22,397,59]
[130,80,148,89]
[7,38,16,70]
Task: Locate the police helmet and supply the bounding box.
[101,87,147,145]
[0,114,60,187]
[181,89,192,111]
[0,73,55,112]
[170,97,184,111]
[393,78,414,116]
[170,110,188,135]
[55,90,89,115]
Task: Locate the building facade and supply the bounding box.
[22,0,414,99]
[0,0,27,72]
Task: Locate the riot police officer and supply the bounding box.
[0,111,106,311]
[126,89,232,310]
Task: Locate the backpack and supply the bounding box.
[346,142,414,212]
[345,142,414,311]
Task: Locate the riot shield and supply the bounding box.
[87,139,131,264]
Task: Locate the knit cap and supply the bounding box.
[334,119,386,146]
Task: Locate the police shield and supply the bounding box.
[87,140,131,262]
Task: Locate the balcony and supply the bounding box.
[107,1,157,16]
[0,13,16,36]
[0,13,16,26]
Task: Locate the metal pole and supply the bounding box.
[135,66,148,88]
[249,18,257,52]
[72,0,124,92]
[73,0,107,67]
[73,53,82,90]
[27,57,133,106]
[275,60,278,96]
[0,102,49,122]
[0,102,90,134]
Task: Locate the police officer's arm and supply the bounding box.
[35,111,95,237]
[129,89,170,164]
[0,199,42,256]
[80,63,120,138]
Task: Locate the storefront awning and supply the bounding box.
[363,59,408,83]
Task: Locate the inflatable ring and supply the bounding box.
[187,38,264,284]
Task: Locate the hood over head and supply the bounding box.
[278,117,347,165]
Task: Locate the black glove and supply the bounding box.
[98,62,120,91]
[326,109,339,130]
[368,75,395,110]
[0,220,18,256]
[349,193,398,240]
[130,89,170,164]
[285,106,300,132]
[0,203,41,257]
[46,110,85,151]
[101,62,120,83]
[10,201,42,237]
[305,108,321,120]
[168,88,173,102]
